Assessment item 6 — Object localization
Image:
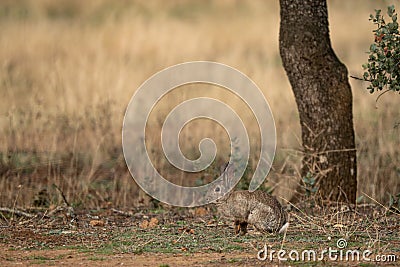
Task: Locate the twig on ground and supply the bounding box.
[47,206,66,217]
[111,208,133,217]
[0,207,35,218]
[174,230,187,244]
[285,201,327,233]
[362,192,400,217]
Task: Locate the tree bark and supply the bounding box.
[279,0,357,203]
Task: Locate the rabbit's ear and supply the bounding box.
[220,162,229,173]
[221,162,235,189]
[225,163,234,178]
[220,162,234,175]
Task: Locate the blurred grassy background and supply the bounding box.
[0,0,399,208]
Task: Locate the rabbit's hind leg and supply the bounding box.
[239,221,248,235]
[234,220,240,235]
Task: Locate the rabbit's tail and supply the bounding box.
[278,222,289,234]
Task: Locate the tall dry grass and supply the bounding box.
[0,0,398,208]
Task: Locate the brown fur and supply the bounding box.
[207,164,288,235]
[216,190,288,235]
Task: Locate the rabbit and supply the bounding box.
[207,163,289,235]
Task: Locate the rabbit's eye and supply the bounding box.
[215,187,220,192]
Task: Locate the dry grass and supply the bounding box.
[0,0,399,208]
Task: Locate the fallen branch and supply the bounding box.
[0,207,35,218]
[47,206,65,217]
[111,208,133,217]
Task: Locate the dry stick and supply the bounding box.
[47,206,65,217]
[111,208,132,217]
[282,147,357,155]
[52,184,70,207]
[349,75,365,81]
[49,184,75,218]
[133,238,155,252]
[0,211,9,225]
[174,229,188,243]
[37,209,50,224]
[283,198,327,234]
[0,207,35,218]
[247,240,260,252]
[11,185,23,221]
[362,192,400,217]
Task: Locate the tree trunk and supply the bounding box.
[279,0,357,203]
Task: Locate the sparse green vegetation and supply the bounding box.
[363,5,400,93]
[0,205,399,265]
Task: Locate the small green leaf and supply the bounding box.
[388,5,395,17]
[310,187,318,193]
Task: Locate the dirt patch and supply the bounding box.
[0,245,260,267]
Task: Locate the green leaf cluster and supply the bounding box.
[303,172,318,196]
[363,5,400,93]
